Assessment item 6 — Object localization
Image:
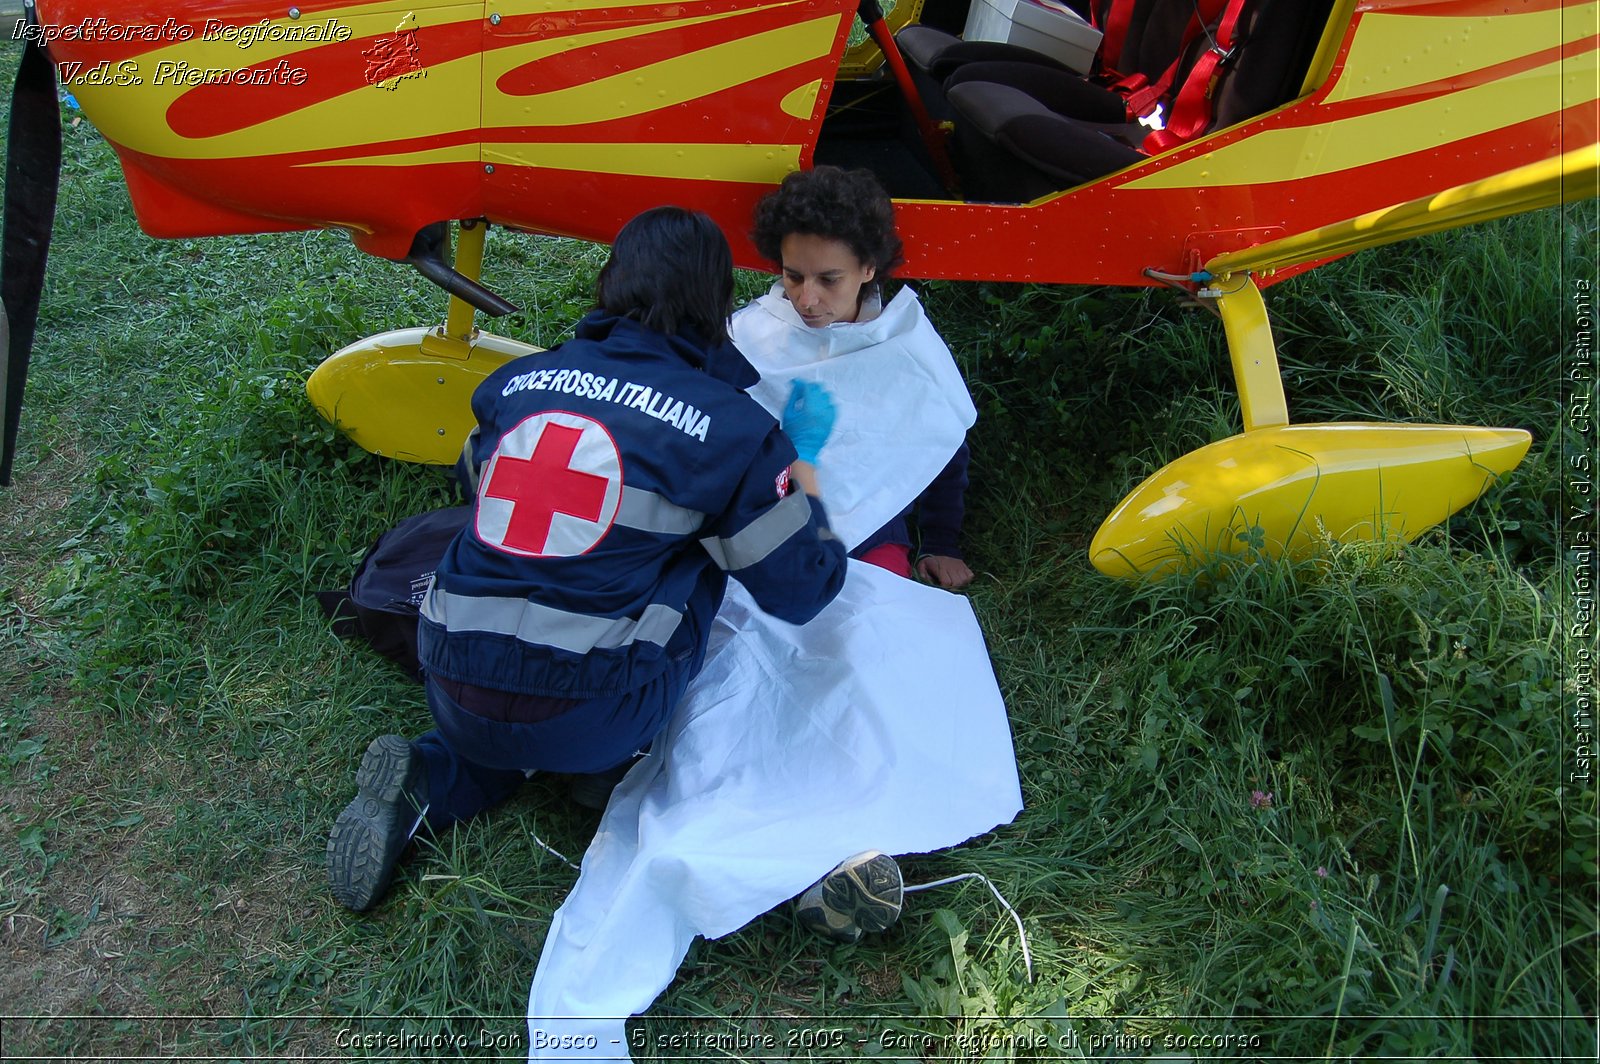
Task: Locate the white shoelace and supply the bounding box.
[904,871,1035,983]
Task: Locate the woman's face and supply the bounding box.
[779,233,876,328]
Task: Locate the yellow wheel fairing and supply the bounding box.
[1089,423,1532,579]
[306,328,540,464]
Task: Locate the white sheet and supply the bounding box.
[522,285,1020,1060]
[524,566,1021,1058]
[733,284,977,550]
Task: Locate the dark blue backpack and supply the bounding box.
[317,505,470,681]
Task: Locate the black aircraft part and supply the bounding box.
[405,222,520,318]
[1,41,61,487]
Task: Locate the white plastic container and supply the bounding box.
[1005,0,1103,72]
[963,0,1021,44]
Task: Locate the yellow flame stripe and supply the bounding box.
[69,0,482,159]
[296,144,482,167]
[68,0,837,161]
[478,0,814,93]
[1122,50,1597,190]
[295,140,803,182]
[1204,145,1600,276]
[481,141,803,181]
[1324,2,1596,105]
[781,79,822,119]
[481,17,840,128]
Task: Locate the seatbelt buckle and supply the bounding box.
[1137,103,1166,131]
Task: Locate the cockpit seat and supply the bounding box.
[933,0,1332,202]
[944,80,1144,201]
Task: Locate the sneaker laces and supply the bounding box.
[529,829,582,872]
[521,770,585,871]
[904,872,1034,983]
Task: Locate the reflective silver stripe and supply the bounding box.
[423,588,684,653]
[615,485,706,535]
[701,489,812,571]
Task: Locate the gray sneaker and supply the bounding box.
[794,851,903,944]
[327,735,429,912]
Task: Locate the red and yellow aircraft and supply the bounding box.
[6,0,1596,576]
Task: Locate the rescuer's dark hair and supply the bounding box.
[596,206,734,342]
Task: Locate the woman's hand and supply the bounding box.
[916,554,973,589]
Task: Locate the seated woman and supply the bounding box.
[734,165,976,590]
[731,166,982,943]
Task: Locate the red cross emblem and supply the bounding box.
[476,413,621,557]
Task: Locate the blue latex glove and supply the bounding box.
[781,379,836,464]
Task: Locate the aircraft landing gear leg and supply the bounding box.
[1089,273,1531,579]
[1212,273,1287,433]
[307,220,540,464]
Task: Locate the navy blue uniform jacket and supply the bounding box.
[419,312,848,699]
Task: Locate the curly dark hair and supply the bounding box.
[750,166,905,280]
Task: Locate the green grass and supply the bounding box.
[2,44,1595,1062]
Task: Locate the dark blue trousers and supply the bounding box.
[411,658,697,831]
